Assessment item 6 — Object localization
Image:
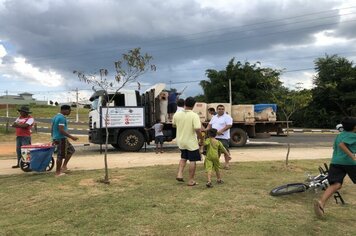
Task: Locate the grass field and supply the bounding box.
[0,104,89,121]
[0,127,88,143]
[1,160,355,235]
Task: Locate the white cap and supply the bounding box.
[336,124,343,131]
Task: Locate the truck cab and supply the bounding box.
[88,84,175,151]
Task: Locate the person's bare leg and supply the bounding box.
[216,169,222,181]
[207,170,212,183]
[56,158,63,175]
[176,159,186,179]
[61,153,73,171]
[188,161,197,185]
[319,183,342,208]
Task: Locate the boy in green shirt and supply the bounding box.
[204,128,231,188]
[314,117,356,218]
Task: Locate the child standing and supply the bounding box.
[314,117,356,218]
[204,128,231,188]
[151,119,165,154]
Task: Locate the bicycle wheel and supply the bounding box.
[270,183,308,196]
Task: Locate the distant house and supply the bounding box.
[0,92,47,105]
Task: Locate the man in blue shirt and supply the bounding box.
[51,105,78,177]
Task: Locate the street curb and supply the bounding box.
[283,128,339,133]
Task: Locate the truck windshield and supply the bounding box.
[91,98,99,110]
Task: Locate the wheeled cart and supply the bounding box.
[20,144,55,172]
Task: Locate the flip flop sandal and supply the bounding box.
[187,182,198,186]
[176,177,184,182]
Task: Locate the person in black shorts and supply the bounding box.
[172,97,203,186]
[314,117,356,218]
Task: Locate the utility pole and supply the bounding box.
[5,90,9,133]
[76,88,79,122]
[228,78,232,105]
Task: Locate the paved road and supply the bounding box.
[73,132,337,155]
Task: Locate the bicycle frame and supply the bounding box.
[270,163,345,205]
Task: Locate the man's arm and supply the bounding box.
[217,124,232,135]
[195,128,204,146]
[12,122,30,128]
[58,125,78,141]
[339,142,356,160]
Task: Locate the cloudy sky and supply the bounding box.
[1,0,356,103]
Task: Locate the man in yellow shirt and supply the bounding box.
[173,97,203,186]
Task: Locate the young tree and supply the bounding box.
[271,83,312,166]
[74,48,155,184]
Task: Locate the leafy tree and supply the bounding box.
[74,48,155,184]
[200,58,283,104]
[308,54,356,127]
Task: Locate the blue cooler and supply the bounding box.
[29,147,55,172]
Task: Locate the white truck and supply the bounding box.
[88,84,287,151]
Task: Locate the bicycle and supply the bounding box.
[270,163,345,205]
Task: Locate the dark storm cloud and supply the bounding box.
[0,0,355,95]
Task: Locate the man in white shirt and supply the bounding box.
[206,104,233,169]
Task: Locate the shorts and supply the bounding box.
[216,138,230,152]
[204,157,221,172]
[328,164,356,185]
[53,138,75,161]
[180,149,201,162]
[155,135,164,144]
[168,103,177,113]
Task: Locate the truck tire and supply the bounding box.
[118,129,145,152]
[230,128,247,147]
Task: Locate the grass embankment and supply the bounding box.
[0,104,89,121]
[1,160,355,235]
[0,128,88,143]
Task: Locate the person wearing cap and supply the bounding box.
[11,106,35,168]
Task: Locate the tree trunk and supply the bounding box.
[285,116,290,166]
[285,143,290,166]
[101,111,110,184]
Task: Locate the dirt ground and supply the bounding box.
[0,141,332,176]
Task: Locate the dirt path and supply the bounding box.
[0,144,332,176]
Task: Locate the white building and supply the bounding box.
[0,92,47,105]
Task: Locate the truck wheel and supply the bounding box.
[118,130,145,152]
[230,128,247,147]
